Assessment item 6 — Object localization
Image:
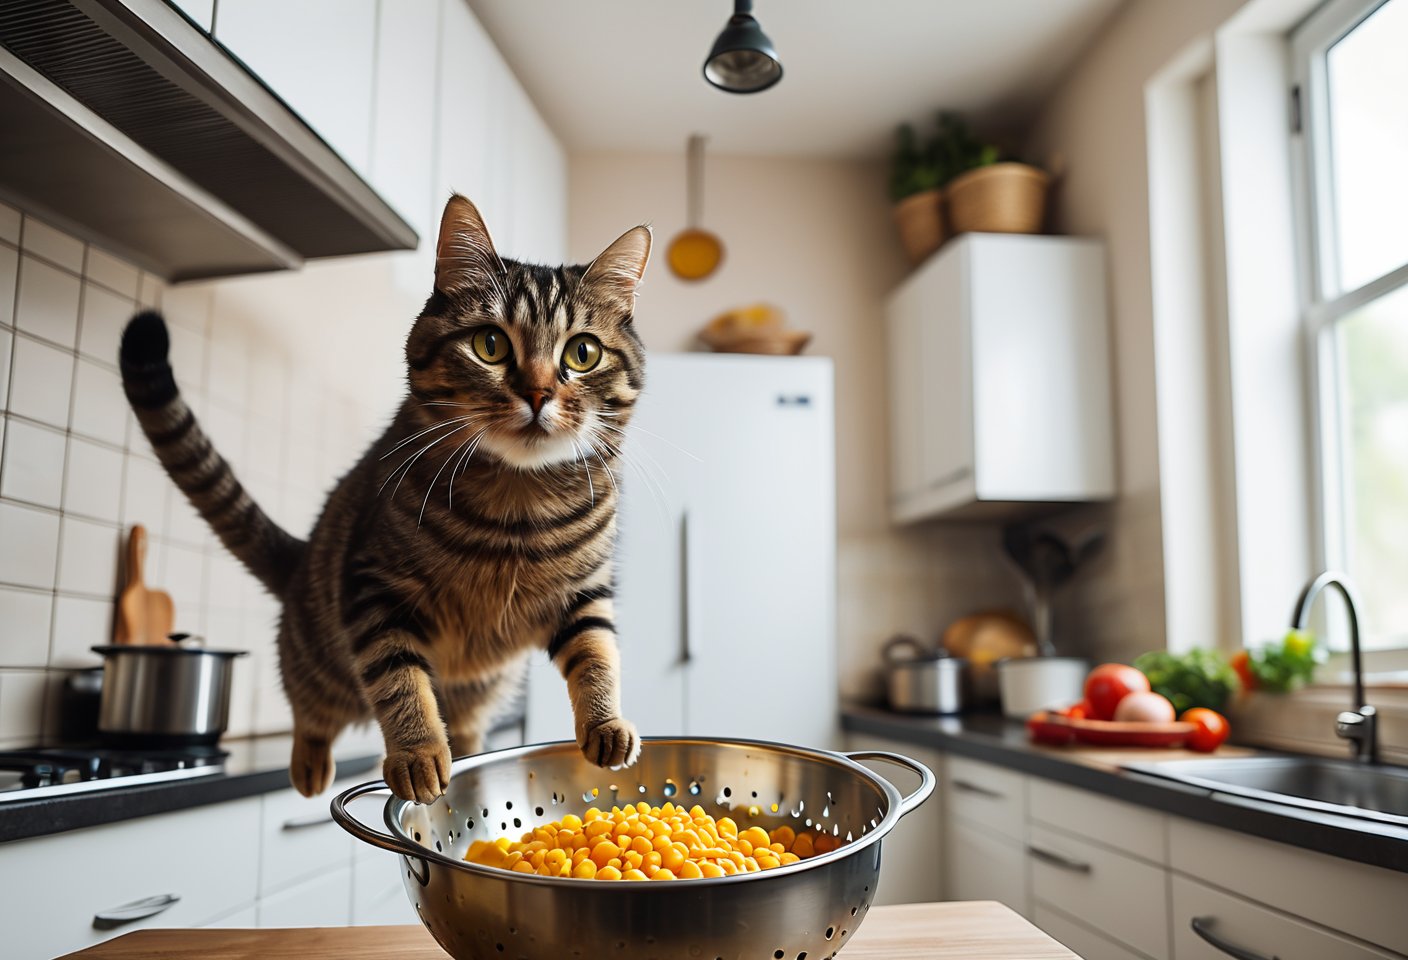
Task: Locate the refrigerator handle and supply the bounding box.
[680,510,693,664]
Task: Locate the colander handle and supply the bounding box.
[329,779,422,857]
[843,750,935,819]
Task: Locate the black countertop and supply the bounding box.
[841,703,1408,875]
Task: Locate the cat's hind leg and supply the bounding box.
[440,657,527,758]
[280,621,361,797]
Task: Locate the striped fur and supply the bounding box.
[121,195,650,802]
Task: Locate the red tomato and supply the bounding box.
[1230,650,1256,692]
[1181,708,1230,752]
[1084,663,1151,721]
[1059,701,1092,721]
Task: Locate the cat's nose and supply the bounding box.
[521,388,552,417]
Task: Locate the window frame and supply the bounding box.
[1291,0,1408,651]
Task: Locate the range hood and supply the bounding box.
[0,0,418,281]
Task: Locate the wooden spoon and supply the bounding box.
[667,134,724,281]
[114,525,175,646]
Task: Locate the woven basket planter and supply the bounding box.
[892,187,946,265]
[946,163,1049,235]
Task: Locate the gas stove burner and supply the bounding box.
[0,744,228,803]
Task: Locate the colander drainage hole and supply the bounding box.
[723,787,731,798]
[513,818,522,828]
[414,831,421,842]
[849,907,857,916]
[467,819,475,830]
[798,953,808,959]
[506,801,513,810]
[501,822,508,831]
[496,944,504,952]
[774,951,784,959]
[435,840,443,852]
[535,806,544,816]
[825,927,834,940]
[482,807,490,817]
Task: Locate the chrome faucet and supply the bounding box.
[1291,571,1378,764]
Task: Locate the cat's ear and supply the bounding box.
[435,194,505,294]
[581,226,652,303]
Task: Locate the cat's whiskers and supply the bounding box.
[381,414,479,460]
[421,427,481,527]
[586,425,669,523]
[447,428,489,513]
[381,420,478,501]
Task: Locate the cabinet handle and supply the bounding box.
[93,893,180,930]
[951,778,1003,799]
[282,813,335,831]
[776,394,811,406]
[1026,845,1092,874]
[679,511,693,664]
[1190,917,1280,960]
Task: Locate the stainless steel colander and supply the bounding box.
[331,737,933,960]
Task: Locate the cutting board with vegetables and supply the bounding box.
[113,525,175,646]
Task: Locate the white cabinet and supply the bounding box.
[352,850,417,926]
[884,234,1115,523]
[1,796,261,959]
[942,755,1029,918]
[1170,875,1400,960]
[259,783,357,897]
[845,733,944,905]
[257,867,352,928]
[1034,904,1150,960]
[526,356,837,750]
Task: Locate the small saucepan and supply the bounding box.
[883,635,967,715]
[92,635,246,746]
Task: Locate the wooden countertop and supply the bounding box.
[61,902,1079,959]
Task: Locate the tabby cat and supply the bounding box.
[119,196,649,803]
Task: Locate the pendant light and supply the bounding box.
[703,0,783,94]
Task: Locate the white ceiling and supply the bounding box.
[466,0,1126,159]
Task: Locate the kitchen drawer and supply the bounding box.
[258,866,353,928]
[1028,777,1167,864]
[205,903,259,928]
[2,796,261,959]
[352,850,417,926]
[1169,818,1408,954]
[1034,904,1151,960]
[944,754,1026,840]
[945,816,1029,917]
[848,734,945,905]
[1171,874,1399,960]
[1028,823,1168,959]
[260,781,357,895]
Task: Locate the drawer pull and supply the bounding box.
[282,813,335,831]
[1026,845,1091,874]
[952,779,1003,799]
[1191,917,1280,960]
[93,893,180,930]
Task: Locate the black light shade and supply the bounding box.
[703,1,782,94]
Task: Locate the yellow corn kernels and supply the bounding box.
[463,801,841,881]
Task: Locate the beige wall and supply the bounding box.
[1024,0,1250,664]
[569,154,1025,699]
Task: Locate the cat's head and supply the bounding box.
[406,195,651,470]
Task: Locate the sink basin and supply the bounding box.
[1123,756,1408,827]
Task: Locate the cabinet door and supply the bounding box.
[1034,905,1150,960]
[915,246,972,494]
[352,851,417,926]
[672,357,836,748]
[259,783,356,897]
[945,817,1029,917]
[257,868,352,928]
[214,0,378,177]
[886,279,924,507]
[1171,875,1399,960]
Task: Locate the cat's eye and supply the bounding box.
[470,326,511,364]
[562,333,602,373]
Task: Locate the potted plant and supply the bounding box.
[935,112,1050,236]
[888,123,945,265]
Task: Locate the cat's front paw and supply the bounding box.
[579,717,640,769]
[384,741,451,804]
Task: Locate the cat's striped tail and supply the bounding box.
[120,311,305,595]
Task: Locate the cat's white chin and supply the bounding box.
[480,430,584,470]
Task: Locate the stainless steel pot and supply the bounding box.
[883,635,966,715]
[332,737,934,960]
[92,638,246,746]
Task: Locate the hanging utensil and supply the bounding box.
[667,134,725,281]
[114,524,175,646]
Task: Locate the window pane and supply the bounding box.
[1337,282,1408,649]
[1327,0,1408,291]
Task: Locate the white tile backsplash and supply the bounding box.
[77,282,135,367]
[8,335,74,427]
[14,256,81,348]
[166,319,207,390]
[0,243,17,329]
[0,670,48,742]
[84,247,140,299]
[0,326,12,408]
[121,454,169,537]
[0,586,54,667]
[56,516,120,597]
[0,203,19,245]
[21,217,84,273]
[62,437,123,523]
[50,594,112,667]
[0,501,60,590]
[163,540,207,633]
[70,358,129,447]
[1,418,66,508]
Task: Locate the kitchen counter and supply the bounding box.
[58,901,1080,959]
[842,702,1408,874]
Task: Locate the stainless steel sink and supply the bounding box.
[1124,756,1408,827]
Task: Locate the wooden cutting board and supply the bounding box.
[113,524,175,646]
[59,902,1080,959]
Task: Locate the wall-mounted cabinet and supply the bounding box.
[885,234,1115,524]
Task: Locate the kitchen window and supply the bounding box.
[1293,0,1408,651]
